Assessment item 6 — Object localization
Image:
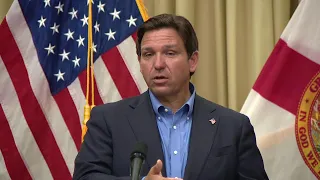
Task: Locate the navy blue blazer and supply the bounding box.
[73,91,268,180]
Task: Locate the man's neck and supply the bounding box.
[157,86,191,113]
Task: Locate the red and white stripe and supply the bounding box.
[0,151,11,180]
[0,0,146,179]
[241,0,320,179]
[0,56,50,180]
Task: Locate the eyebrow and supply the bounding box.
[141,47,153,52]
[163,44,178,49]
[141,44,178,51]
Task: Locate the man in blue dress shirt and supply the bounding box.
[73,13,269,180]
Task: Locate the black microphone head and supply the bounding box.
[131,142,148,159]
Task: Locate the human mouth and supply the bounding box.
[152,76,168,84]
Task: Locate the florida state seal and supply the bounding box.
[296,71,320,178]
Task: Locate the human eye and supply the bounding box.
[142,52,153,58]
[165,50,177,57]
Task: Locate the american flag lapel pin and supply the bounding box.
[209,118,216,125]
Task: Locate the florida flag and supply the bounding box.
[241,0,320,179]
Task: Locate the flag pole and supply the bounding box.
[136,0,149,21]
[82,0,94,143]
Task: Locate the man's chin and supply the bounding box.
[149,87,171,97]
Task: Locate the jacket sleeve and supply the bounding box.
[237,115,269,180]
[72,106,130,180]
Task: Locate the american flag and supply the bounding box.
[0,0,148,179]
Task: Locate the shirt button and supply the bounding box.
[157,117,160,120]
[173,125,177,129]
[187,117,190,120]
[174,150,178,155]
[165,108,168,112]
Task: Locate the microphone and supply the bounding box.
[130,142,148,180]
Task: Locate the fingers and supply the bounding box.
[149,159,163,175]
[148,160,183,180]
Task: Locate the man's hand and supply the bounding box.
[145,159,183,180]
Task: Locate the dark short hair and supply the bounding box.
[136,14,199,76]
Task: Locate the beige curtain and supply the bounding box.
[0,0,299,111]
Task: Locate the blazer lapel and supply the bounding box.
[183,95,219,180]
[127,91,167,177]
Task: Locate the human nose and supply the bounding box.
[154,54,166,70]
